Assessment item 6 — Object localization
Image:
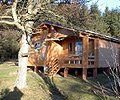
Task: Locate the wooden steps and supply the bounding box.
[46,57,61,76]
[45,41,63,76]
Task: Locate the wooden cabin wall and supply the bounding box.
[27,29,48,67]
[47,41,62,59]
[46,41,63,67]
[27,47,46,67]
[62,38,76,56]
[118,44,120,66]
[27,26,70,67]
[98,39,119,68]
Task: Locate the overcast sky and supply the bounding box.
[87,0,120,12]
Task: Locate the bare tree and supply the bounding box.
[0,0,90,89]
[0,0,68,89]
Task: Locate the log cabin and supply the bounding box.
[19,21,120,80]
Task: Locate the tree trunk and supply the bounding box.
[15,34,30,89]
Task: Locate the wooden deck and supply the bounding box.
[61,54,95,68]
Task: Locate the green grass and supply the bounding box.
[53,75,99,100]
[0,61,119,100]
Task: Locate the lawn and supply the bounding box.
[0,61,119,100]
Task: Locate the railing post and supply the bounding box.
[82,35,89,80]
[93,38,99,77]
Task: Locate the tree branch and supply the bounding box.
[0,20,15,25]
[0,20,25,32]
[40,7,65,19]
[45,38,64,41]
[12,0,18,22]
[0,16,13,19]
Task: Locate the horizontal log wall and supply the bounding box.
[98,39,119,68]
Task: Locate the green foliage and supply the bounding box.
[53,3,120,38]
[88,4,109,35]
[0,88,10,99]
[0,1,120,62]
[0,28,20,61]
[0,81,10,99]
[103,8,120,37]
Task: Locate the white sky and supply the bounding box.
[87,0,120,12]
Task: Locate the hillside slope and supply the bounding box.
[0,61,118,100]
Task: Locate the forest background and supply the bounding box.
[0,0,120,61]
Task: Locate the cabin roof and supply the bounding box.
[41,21,120,43]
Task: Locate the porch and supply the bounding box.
[28,35,99,80]
[59,35,99,79]
[61,54,95,68]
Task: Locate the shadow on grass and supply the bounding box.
[0,61,4,64]
[82,77,118,99]
[2,87,23,100]
[38,72,68,100]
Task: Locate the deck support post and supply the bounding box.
[93,68,97,77]
[106,67,110,74]
[75,69,78,76]
[82,68,87,80]
[82,35,89,80]
[93,38,99,77]
[34,66,38,73]
[64,68,68,77]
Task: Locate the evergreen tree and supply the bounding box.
[79,4,91,29]
[52,1,90,29]
[89,4,109,35]
[103,7,120,37]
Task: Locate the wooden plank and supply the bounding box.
[93,38,99,77]
[82,35,89,80]
[63,64,82,66]
[62,64,82,68]
[46,41,63,76]
[63,58,82,60]
[66,54,82,57]
[88,59,95,61]
[88,65,94,68]
[88,56,95,58]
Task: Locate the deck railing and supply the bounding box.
[88,55,95,68]
[61,54,82,68]
[61,54,95,68]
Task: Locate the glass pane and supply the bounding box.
[34,42,41,49]
[68,43,72,52]
[75,42,82,54]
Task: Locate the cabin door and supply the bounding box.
[75,41,83,54]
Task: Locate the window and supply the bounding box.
[1,0,13,5]
[89,39,94,55]
[34,42,41,49]
[75,42,82,54]
[68,43,72,52]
